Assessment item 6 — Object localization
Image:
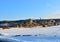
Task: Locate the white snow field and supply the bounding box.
[0,25,60,42]
[0,25,60,36]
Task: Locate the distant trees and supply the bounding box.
[0,19,60,29]
[47,19,56,26]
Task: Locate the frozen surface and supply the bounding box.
[0,36,21,42]
[0,36,60,42]
[0,25,60,36]
[0,25,60,42]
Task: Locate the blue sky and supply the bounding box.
[0,0,60,20]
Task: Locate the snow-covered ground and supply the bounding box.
[0,25,60,42]
[0,25,60,36]
[0,35,60,42]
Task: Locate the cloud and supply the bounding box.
[43,10,60,19]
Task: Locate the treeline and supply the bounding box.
[0,19,60,29]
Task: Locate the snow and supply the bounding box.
[22,39,60,42]
[0,25,60,42]
[0,25,60,36]
[0,35,60,42]
[9,36,60,42]
[0,36,21,42]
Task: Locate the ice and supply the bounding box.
[9,36,60,42]
[0,36,21,42]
